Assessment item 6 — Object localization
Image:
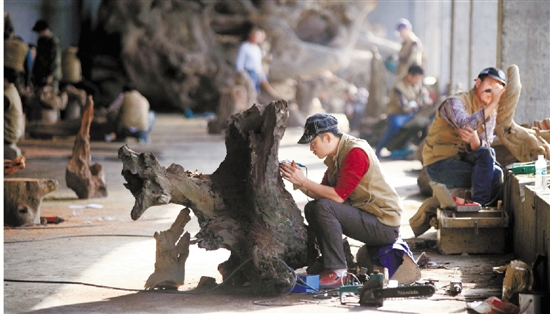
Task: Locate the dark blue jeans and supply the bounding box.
[376,113,415,157]
[245,70,261,92]
[117,111,157,143]
[305,199,399,269]
[425,146,503,205]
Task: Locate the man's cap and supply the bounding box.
[408,64,424,76]
[32,20,49,32]
[298,113,342,144]
[478,67,506,86]
[396,18,412,31]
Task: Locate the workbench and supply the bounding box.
[504,172,550,290]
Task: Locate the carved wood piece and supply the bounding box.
[495,64,550,161]
[65,96,108,199]
[145,208,191,290]
[119,100,308,295]
[4,178,58,227]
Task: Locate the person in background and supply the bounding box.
[24,43,37,90]
[113,84,156,144]
[4,13,29,96]
[376,65,432,158]
[422,67,507,206]
[395,18,424,79]
[4,68,26,160]
[279,113,402,288]
[235,26,279,98]
[344,86,369,132]
[31,20,61,92]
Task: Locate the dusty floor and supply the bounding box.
[4,114,513,313]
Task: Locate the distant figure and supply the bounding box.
[31,20,62,91]
[395,18,424,79]
[376,65,431,158]
[4,68,26,159]
[24,43,37,90]
[235,26,279,98]
[344,85,369,131]
[4,13,29,95]
[111,84,156,143]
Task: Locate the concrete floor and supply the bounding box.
[4,114,513,313]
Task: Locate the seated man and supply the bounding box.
[279,113,403,288]
[422,67,507,206]
[376,65,432,158]
[115,84,156,143]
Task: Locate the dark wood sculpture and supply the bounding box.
[119,100,308,295]
[66,96,108,199]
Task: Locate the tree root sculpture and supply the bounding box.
[66,96,108,199]
[119,100,307,295]
[495,64,550,161]
[145,208,191,290]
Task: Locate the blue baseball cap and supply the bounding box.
[478,67,506,86]
[298,113,342,144]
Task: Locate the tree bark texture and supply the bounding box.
[66,96,108,199]
[119,100,307,295]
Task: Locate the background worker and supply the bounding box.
[376,64,432,158]
[395,18,424,79]
[279,113,402,288]
[422,67,507,206]
[31,20,61,92]
[114,84,156,143]
[4,68,26,160]
[235,26,279,98]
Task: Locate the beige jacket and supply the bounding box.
[4,83,25,143]
[119,91,150,131]
[325,134,402,226]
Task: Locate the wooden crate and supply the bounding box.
[437,208,509,254]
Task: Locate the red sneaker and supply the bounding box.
[319,270,347,288]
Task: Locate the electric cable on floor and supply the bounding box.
[4,234,153,244]
[4,256,319,306]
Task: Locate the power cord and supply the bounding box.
[4,234,153,244]
[4,255,323,305]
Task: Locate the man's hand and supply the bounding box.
[458,126,481,150]
[279,161,304,187]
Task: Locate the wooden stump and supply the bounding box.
[4,178,58,227]
[66,96,108,199]
[119,100,308,295]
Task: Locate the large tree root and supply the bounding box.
[119,100,307,295]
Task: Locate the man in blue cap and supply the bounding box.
[279,113,403,288]
[422,67,507,206]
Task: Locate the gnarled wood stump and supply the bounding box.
[66,96,108,199]
[119,100,308,295]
